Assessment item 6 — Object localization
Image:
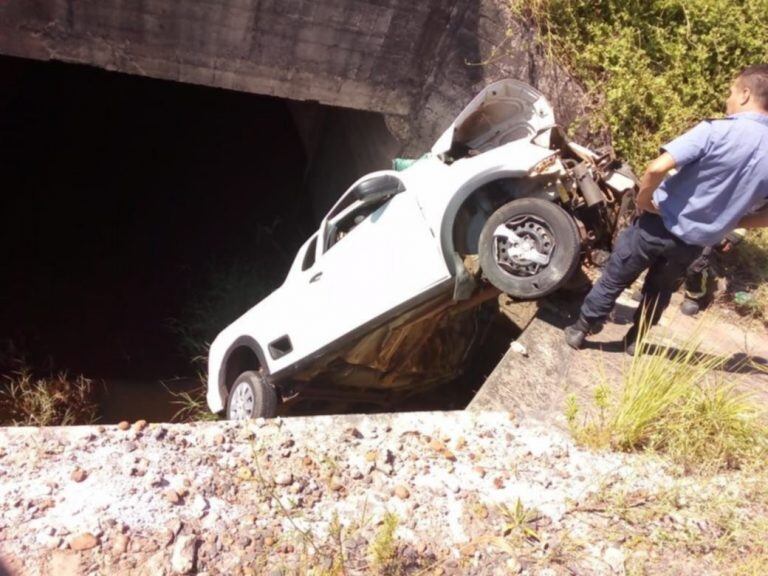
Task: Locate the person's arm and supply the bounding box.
[635,152,677,214]
[637,121,712,215]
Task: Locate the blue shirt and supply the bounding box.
[653,112,768,246]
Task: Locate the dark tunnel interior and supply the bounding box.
[0,55,319,381]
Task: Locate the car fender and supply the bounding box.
[207,330,269,414]
[404,140,558,276]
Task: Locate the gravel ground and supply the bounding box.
[0,411,764,576]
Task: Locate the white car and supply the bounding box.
[207,80,637,419]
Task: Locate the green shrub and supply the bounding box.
[517,0,768,169]
[368,512,401,575]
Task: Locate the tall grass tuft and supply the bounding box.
[568,320,768,472]
[0,366,99,426]
[165,376,219,423]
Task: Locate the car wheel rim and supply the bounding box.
[493,214,555,278]
[230,381,255,420]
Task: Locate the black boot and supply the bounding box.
[564,316,594,350]
[680,298,700,316]
[624,324,639,356]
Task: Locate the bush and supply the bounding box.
[518,0,768,319]
[517,0,768,169]
[0,366,99,426]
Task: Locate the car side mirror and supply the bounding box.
[353,175,405,204]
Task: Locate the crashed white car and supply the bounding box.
[207,80,637,419]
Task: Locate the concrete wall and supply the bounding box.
[0,0,591,219]
[0,0,588,154]
[0,0,472,117]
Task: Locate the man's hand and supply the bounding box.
[635,152,677,215]
[635,193,660,215]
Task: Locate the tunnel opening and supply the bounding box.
[0,54,321,384]
[0,54,515,424]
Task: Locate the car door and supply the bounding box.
[299,173,452,357]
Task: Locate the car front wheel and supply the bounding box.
[226,370,278,420]
[478,198,581,299]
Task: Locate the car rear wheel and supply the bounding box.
[478,198,581,299]
[226,370,278,420]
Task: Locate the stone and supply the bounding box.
[603,546,625,573]
[274,472,293,487]
[69,532,99,551]
[47,551,82,576]
[70,468,87,483]
[170,534,197,574]
[117,421,130,431]
[165,490,182,505]
[394,485,410,500]
[506,557,522,574]
[133,420,148,432]
[112,533,130,555]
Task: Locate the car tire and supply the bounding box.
[226,370,278,420]
[478,198,581,299]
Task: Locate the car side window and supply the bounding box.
[301,235,318,271]
[325,198,389,252]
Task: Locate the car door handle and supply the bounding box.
[309,272,323,283]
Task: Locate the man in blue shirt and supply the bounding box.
[566,64,768,354]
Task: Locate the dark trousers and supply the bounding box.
[684,246,714,302]
[580,213,703,329]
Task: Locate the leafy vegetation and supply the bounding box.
[727,228,768,320]
[368,512,401,575]
[0,365,99,426]
[567,327,768,472]
[516,0,768,168]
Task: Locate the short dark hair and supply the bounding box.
[737,64,768,110]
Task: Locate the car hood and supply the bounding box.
[431,79,555,156]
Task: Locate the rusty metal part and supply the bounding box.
[572,162,606,207]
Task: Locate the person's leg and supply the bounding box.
[565,219,651,348]
[626,242,704,351]
[681,248,712,316]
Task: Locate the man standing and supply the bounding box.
[565,64,768,353]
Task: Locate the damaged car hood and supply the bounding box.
[431,79,556,157]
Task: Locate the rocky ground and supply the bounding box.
[1,411,765,576]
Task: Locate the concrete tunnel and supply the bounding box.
[0,0,586,412]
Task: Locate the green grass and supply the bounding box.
[728,229,768,321]
[567,323,768,472]
[165,377,219,423]
[0,366,99,426]
[368,513,401,575]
